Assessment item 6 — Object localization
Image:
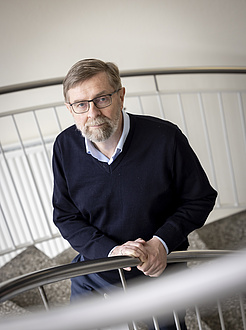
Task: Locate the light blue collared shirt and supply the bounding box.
[85,110,169,255]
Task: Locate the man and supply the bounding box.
[52,59,217,329]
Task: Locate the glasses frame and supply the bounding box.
[68,88,121,114]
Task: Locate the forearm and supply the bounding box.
[54,208,117,259]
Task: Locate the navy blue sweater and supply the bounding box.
[52,114,217,281]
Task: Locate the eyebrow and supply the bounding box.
[71,90,109,104]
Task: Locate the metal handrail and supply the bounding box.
[0,250,232,303]
[0,66,246,95]
[1,249,246,330]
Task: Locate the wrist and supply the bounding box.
[153,235,169,254]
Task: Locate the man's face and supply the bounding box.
[66,72,125,143]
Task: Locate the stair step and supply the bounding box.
[196,210,246,250]
[0,246,71,311]
[185,309,212,330]
[0,300,30,318]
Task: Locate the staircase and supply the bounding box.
[188,210,246,330]
[0,210,245,329]
[0,245,77,316]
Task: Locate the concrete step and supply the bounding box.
[187,210,246,330]
[0,300,30,319]
[195,209,246,250]
[0,246,72,313]
[185,309,212,330]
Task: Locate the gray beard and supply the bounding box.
[77,112,121,143]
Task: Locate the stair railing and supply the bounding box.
[0,250,245,330]
[0,250,231,304]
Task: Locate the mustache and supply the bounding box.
[85,115,109,127]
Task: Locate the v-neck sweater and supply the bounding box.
[52,114,217,282]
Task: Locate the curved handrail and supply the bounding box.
[0,249,246,330]
[0,256,140,302]
[0,66,246,95]
[0,250,231,303]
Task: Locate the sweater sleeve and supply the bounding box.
[154,128,217,252]
[52,139,118,259]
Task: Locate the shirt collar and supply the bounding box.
[85,111,130,164]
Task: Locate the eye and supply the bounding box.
[95,95,110,105]
[73,101,88,111]
[77,101,87,108]
[98,96,107,102]
[72,101,88,113]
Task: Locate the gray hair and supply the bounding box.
[63,58,122,102]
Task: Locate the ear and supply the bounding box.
[65,103,73,115]
[119,87,126,109]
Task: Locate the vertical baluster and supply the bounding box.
[152,316,160,330]
[177,93,188,138]
[237,92,246,151]
[33,110,52,169]
[218,92,239,206]
[38,286,49,311]
[118,268,139,330]
[195,305,203,330]
[239,293,246,330]
[138,96,145,115]
[173,310,181,330]
[153,75,165,119]
[0,140,35,244]
[32,110,53,237]
[217,300,225,330]
[197,92,220,206]
[53,106,63,132]
[0,194,16,250]
[11,114,53,236]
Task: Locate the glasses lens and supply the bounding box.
[94,95,111,109]
[73,101,88,113]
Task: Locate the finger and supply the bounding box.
[135,238,146,244]
[138,262,165,277]
[122,240,147,252]
[110,243,145,257]
[137,259,160,273]
[121,246,146,260]
[121,243,148,260]
[123,267,132,271]
[148,268,165,277]
[137,262,152,274]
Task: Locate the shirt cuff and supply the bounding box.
[153,235,169,254]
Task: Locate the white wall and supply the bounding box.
[0,0,246,216]
[0,0,246,87]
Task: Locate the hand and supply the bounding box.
[109,240,148,271]
[136,237,167,277]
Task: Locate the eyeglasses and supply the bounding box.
[69,88,121,114]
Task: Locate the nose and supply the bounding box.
[87,101,101,119]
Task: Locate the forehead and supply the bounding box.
[68,72,112,102]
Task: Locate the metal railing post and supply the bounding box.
[217,300,225,330]
[118,268,139,330]
[194,306,203,330]
[239,293,246,330]
[38,286,49,311]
